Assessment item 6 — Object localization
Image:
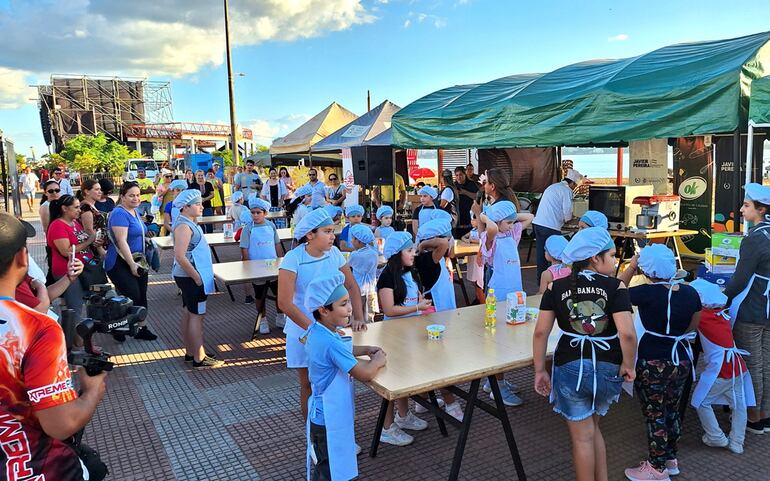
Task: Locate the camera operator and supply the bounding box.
[0,213,106,481]
[13,220,86,315]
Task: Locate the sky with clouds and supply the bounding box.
[0,0,768,156]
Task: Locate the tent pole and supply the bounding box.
[733,129,741,233]
[616,147,623,185]
[744,123,755,234]
[309,152,313,168]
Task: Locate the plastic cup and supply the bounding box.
[426,324,446,340]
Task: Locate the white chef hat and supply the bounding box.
[545,235,569,261]
[416,218,452,244]
[305,271,348,312]
[230,191,244,203]
[638,244,676,280]
[418,185,438,199]
[745,182,770,204]
[350,223,375,245]
[429,209,453,223]
[345,204,365,217]
[565,169,584,183]
[383,231,413,259]
[173,189,202,209]
[485,200,517,223]
[561,227,614,265]
[249,196,271,212]
[689,278,728,308]
[580,211,609,229]
[376,205,394,220]
[294,208,333,240]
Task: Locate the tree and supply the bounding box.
[60,133,140,175]
[212,149,233,167]
[15,153,25,168]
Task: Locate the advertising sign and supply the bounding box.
[673,137,713,256]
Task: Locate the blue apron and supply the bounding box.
[246,222,278,261]
[306,331,357,481]
[424,248,456,312]
[729,225,770,322]
[417,206,435,226]
[488,233,522,301]
[383,272,420,320]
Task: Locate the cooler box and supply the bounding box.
[711,233,743,258]
[697,265,732,286]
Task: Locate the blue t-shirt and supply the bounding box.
[339,224,351,245]
[629,284,702,361]
[280,245,346,325]
[306,323,358,426]
[234,172,262,196]
[105,207,145,271]
[164,202,173,215]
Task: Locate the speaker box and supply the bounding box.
[352,146,393,185]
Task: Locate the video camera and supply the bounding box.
[66,284,147,376]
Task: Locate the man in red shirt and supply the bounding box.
[0,214,106,480]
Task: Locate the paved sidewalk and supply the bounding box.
[23,218,768,480]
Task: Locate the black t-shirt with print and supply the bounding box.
[540,273,632,366]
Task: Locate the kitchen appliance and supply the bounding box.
[588,185,654,230]
[632,195,680,232]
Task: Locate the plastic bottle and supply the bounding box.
[485,288,497,328]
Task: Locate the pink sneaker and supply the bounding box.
[665,459,679,476]
[625,461,671,481]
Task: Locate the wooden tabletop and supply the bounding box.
[196,215,230,225]
[452,240,480,258]
[344,295,559,400]
[213,259,282,284]
[153,232,240,250]
[562,225,698,240]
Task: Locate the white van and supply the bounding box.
[123,159,159,182]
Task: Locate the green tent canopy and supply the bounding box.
[393,31,770,149]
[749,76,770,125]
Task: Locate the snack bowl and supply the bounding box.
[426,324,446,340]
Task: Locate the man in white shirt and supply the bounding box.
[304,168,327,208]
[51,167,74,196]
[533,168,584,282]
[18,167,39,212]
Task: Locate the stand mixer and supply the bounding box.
[632,195,680,232]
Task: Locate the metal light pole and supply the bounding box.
[224,0,240,166]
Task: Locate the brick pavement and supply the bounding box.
[22,216,769,480]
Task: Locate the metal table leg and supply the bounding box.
[448,379,480,481]
[369,398,389,458]
[488,376,527,481]
[428,390,448,437]
[453,259,471,306]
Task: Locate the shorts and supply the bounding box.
[252,280,278,300]
[174,276,208,315]
[23,190,35,199]
[552,359,623,421]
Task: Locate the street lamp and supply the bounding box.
[223,0,240,167]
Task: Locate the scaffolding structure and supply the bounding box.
[37,75,173,151]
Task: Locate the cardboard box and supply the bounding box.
[704,248,737,266]
[711,233,743,258]
[705,260,736,274]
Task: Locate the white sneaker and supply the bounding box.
[276,313,287,328]
[380,424,414,446]
[414,396,444,414]
[483,379,520,394]
[259,316,270,334]
[444,401,464,422]
[394,410,428,431]
[702,434,728,448]
[728,442,743,454]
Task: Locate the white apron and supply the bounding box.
[306,332,357,481]
[691,319,756,408]
[190,225,216,296]
[488,233,522,301]
[728,224,770,323]
[246,223,278,261]
[425,253,456,312]
[173,216,215,296]
[383,273,420,320]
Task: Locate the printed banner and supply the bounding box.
[629,139,669,195]
[341,148,359,208]
[673,137,713,256]
[712,134,765,234]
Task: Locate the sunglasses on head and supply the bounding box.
[46,188,61,194]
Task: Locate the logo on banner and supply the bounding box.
[678,176,707,200]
